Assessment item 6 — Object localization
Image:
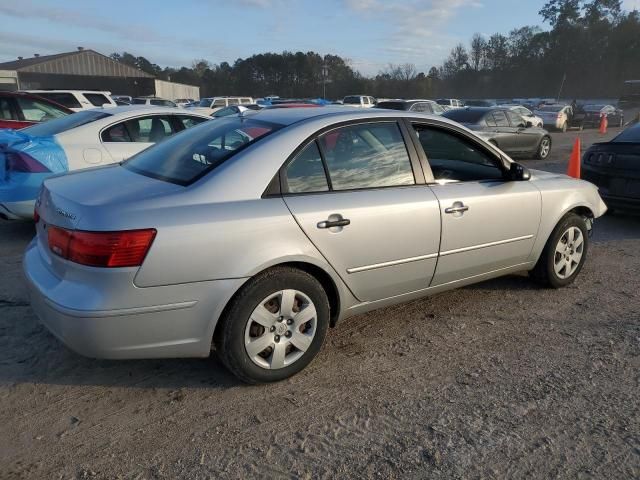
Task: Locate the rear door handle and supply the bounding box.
[445,203,469,215]
[317,218,350,229]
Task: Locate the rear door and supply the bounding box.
[282,120,441,302]
[505,110,540,153]
[407,121,541,286]
[491,110,519,152]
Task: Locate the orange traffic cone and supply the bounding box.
[567,137,581,179]
[599,114,608,134]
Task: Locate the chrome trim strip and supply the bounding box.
[440,235,534,257]
[347,253,438,274]
[42,298,198,318]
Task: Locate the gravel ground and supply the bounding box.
[1,127,639,479]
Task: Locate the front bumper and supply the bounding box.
[23,238,246,359]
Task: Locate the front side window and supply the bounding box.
[124,118,282,185]
[16,97,68,122]
[505,111,525,127]
[318,122,415,190]
[412,125,504,183]
[285,141,329,193]
[83,93,110,106]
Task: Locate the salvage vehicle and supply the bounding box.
[533,104,573,132]
[0,91,71,129]
[23,107,606,384]
[443,107,552,159]
[500,104,544,127]
[574,104,625,129]
[0,106,209,219]
[376,99,445,115]
[23,90,117,111]
[582,122,640,211]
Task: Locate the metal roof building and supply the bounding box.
[0,49,199,99]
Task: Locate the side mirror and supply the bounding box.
[509,162,531,181]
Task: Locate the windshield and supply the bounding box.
[612,123,640,143]
[123,117,283,185]
[21,110,112,136]
[198,98,212,107]
[537,105,564,112]
[376,102,406,111]
[442,109,487,123]
[343,96,361,104]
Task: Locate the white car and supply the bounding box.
[436,98,464,109]
[0,106,210,220]
[174,98,196,107]
[534,104,573,132]
[187,97,254,116]
[342,95,376,108]
[23,90,117,111]
[132,97,178,108]
[501,104,544,127]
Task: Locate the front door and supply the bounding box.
[282,121,441,302]
[408,122,542,286]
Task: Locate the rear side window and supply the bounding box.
[132,98,147,105]
[318,122,414,191]
[22,110,111,136]
[16,97,69,122]
[35,92,81,109]
[123,118,282,185]
[285,141,329,193]
[492,111,509,127]
[101,115,176,143]
[343,96,361,105]
[83,93,110,106]
[177,115,208,129]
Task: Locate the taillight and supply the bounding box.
[6,152,51,173]
[47,227,156,267]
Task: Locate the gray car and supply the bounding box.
[443,107,552,160]
[24,107,607,384]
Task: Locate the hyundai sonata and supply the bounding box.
[24,107,607,383]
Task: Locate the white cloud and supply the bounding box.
[623,0,640,10]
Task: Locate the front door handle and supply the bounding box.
[317,217,351,229]
[445,202,469,215]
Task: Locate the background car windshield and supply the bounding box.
[343,96,361,104]
[376,102,405,110]
[442,109,486,123]
[612,124,640,143]
[198,99,212,107]
[22,110,112,136]
[123,118,282,185]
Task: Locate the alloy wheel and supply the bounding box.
[244,289,317,369]
[539,138,551,158]
[553,226,584,279]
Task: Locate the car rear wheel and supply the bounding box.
[529,213,589,288]
[535,136,552,159]
[214,267,330,384]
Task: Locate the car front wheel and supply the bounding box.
[535,136,552,159]
[529,213,589,288]
[214,267,330,384]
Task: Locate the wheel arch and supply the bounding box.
[212,260,344,348]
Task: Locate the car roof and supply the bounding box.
[238,105,460,127]
[92,105,210,118]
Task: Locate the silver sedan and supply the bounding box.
[24,107,607,384]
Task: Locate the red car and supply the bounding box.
[0,92,72,130]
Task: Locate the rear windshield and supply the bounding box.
[537,105,564,112]
[21,110,112,136]
[612,123,640,143]
[376,101,406,111]
[442,109,487,123]
[198,98,212,107]
[123,118,283,185]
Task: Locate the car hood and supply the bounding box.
[528,169,568,181]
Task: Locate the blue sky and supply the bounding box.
[0,0,638,75]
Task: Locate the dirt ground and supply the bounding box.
[1,127,639,479]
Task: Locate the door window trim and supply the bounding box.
[404,118,511,186]
[271,118,426,197]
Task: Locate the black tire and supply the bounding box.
[529,213,589,288]
[214,266,330,384]
[535,135,552,160]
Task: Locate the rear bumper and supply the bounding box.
[23,238,246,359]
